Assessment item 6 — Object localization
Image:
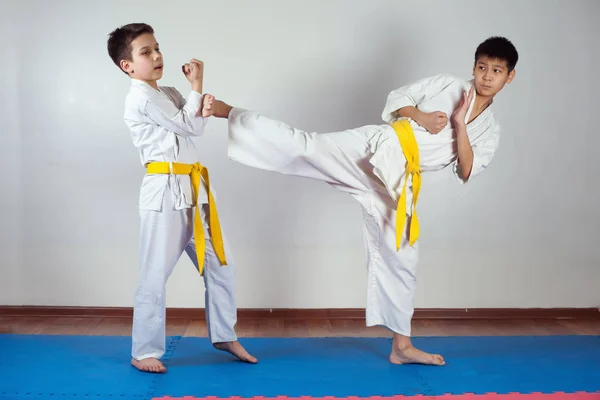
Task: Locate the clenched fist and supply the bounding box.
[416,111,448,134]
[182,59,204,92]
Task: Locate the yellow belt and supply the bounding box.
[146,161,227,274]
[390,120,421,250]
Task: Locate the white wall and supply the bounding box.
[1,0,23,306]
[2,0,599,309]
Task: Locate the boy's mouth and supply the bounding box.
[154,65,163,70]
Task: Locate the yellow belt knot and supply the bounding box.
[391,120,421,250]
[146,161,227,275]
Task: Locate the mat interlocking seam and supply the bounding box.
[152,393,600,400]
[141,335,182,399]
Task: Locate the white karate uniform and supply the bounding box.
[124,79,237,361]
[226,74,500,336]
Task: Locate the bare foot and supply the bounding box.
[213,340,258,363]
[389,334,445,366]
[389,344,445,366]
[131,357,167,373]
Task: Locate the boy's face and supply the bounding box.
[472,55,515,98]
[120,33,163,83]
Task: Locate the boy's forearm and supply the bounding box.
[191,80,203,116]
[396,106,423,124]
[192,80,202,93]
[455,122,474,179]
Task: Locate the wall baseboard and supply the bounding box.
[1,306,598,320]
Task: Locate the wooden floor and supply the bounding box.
[2,316,599,337]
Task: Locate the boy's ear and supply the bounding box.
[120,59,133,74]
[507,69,516,83]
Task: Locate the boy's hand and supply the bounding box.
[451,85,474,126]
[415,111,448,134]
[197,94,215,117]
[182,63,191,79]
[182,59,204,92]
[189,59,204,82]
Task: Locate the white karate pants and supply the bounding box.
[227,108,418,337]
[132,182,238,361]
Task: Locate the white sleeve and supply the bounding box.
[123,92,153,149]
[144,88,207,137]
[381,74,457,123]
[453,128,500,184]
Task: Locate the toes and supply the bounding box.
[154,361,165,372]
[241,354,258,364]
[214,342,258,363]
[240,352,257,363]
[132,358,166,373]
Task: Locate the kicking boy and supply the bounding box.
[107,23,257,373]
[204,36,518,366]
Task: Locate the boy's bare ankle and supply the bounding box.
[392,333,412,349]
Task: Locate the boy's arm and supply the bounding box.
[454,121,475,179]
[451,87,500,183]
[143,89,207,137]
[142,59,207,137]
[381,74,456,123]
[453,128,499,184]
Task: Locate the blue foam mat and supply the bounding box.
[156,336,600,397]
[0,334,158,398]
[1,334,599,399]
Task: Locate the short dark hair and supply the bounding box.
[475,36,518,72]
[107,23,154,75]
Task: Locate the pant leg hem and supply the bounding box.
[366,319,411,337]
[131,352,165,361]
[210,334,238,344]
